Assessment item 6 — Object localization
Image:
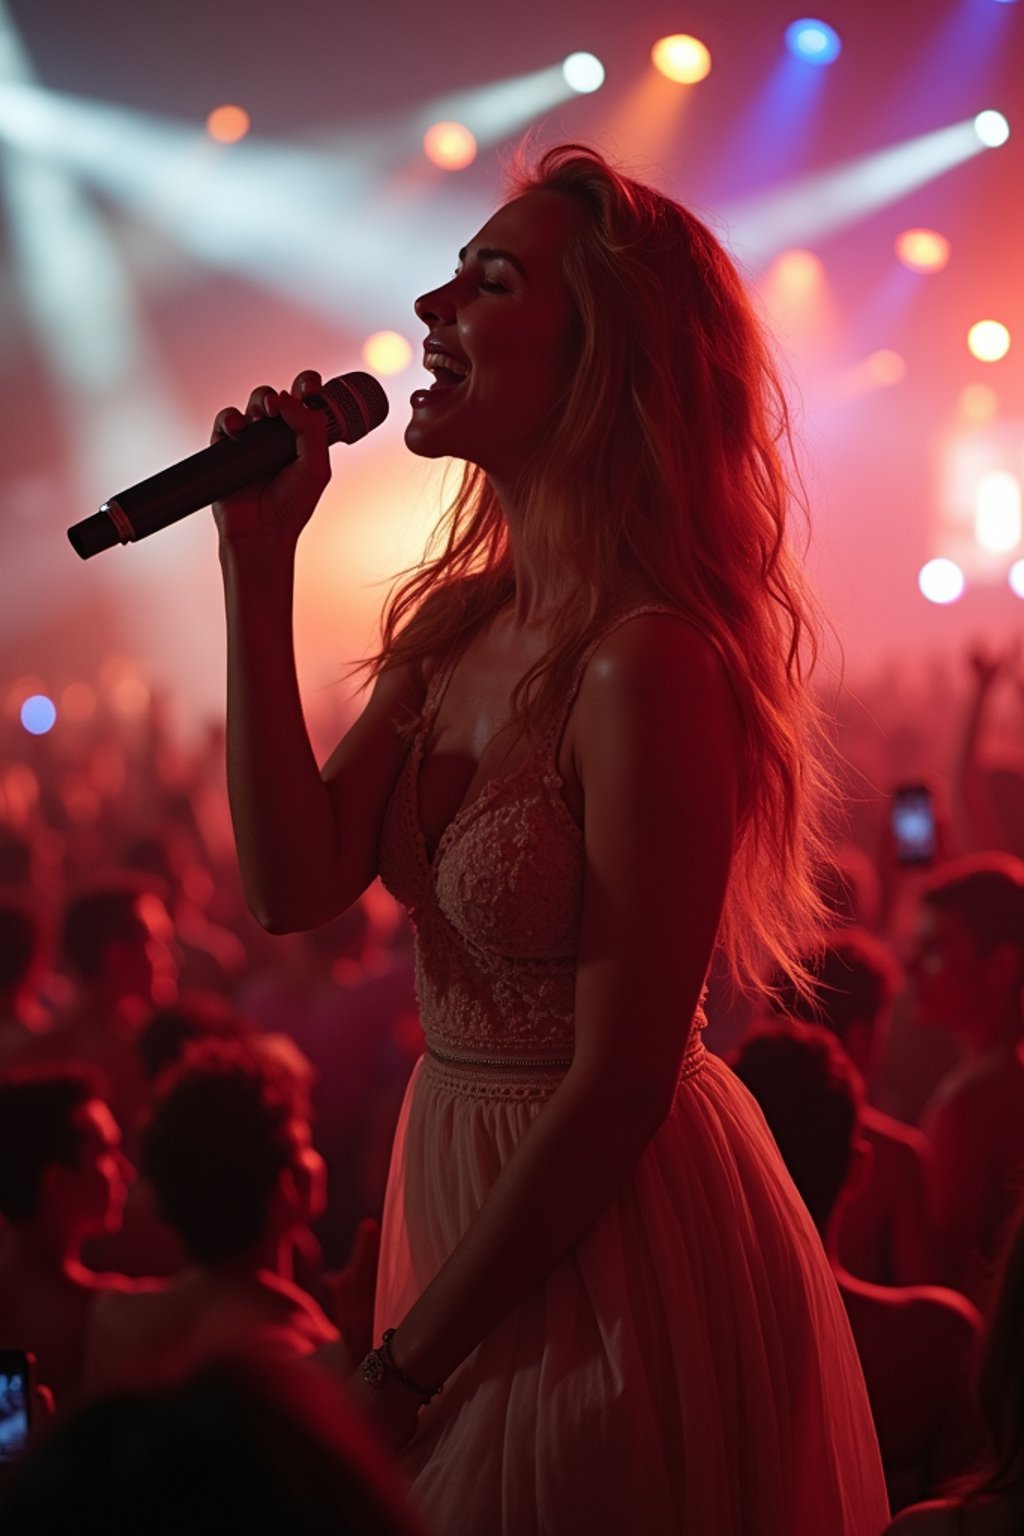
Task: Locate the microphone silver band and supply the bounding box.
[101,499,136,545]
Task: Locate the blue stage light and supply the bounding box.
[785,19,842,64]
[20,694,57,735]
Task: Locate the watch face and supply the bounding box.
[362,1350,387,1388]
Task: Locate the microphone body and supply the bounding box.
[67,371,389,560]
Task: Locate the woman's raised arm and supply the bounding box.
[216,372,422,933]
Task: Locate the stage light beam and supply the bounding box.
[0,24,188,519]
[723,119,1000,265]
[418,64,583,151]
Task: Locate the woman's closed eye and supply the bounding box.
[453,265,509,295]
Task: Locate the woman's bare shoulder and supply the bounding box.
[573,610,739,761]
[579,610,731,706]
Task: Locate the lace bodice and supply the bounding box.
[378,604,706,1088]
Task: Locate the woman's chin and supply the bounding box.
[403,418,449,459]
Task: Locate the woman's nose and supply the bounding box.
[415,283,455,326]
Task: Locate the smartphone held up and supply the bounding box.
[0,1351,33,1466]
[890,783,938,867]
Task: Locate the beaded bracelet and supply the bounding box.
[361,1328,444,1407]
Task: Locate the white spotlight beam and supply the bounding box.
[0,58,590,338]
[0,83,495,328]
[423,67,574,144]
[719,121,989,266]
[308,65,581,162]
[0,12,188,554]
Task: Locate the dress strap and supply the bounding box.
[418,647,462,738]
[539,601,685,764]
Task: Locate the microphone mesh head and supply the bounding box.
[320,372,389,444]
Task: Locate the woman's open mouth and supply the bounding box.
[423,348,471,392]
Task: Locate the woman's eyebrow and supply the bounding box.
[458,245,528,277]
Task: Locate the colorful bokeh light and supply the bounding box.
[975,471,1022,553]
[974,110,1010,147]
[773,249,825,289]
[651,35,712,84]
[562,52,605,93]
[918,558,965,604]
[894,228,951,274]
[362,331,413,376]
[968,320,1011,362]
[206,105,251,144]
[60,682,98,722]
[423,121,477,170]
[20,694,57,735]
[785,19,842,64]
[959,383,999,421]
[866,350,906,386]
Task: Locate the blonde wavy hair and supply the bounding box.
[369,144,836,993]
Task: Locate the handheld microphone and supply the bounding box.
[67,371,389,560]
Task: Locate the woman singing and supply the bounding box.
[213,145,889,1534]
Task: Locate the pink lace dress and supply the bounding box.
[376,607,889,1536]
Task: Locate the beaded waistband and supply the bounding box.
[421,1033,707,1102]
[423,1045,570,1101]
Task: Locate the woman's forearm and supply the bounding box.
[387,1065,674,1390]
[220,536,343,930]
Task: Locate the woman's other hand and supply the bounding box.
[212,369,332,545]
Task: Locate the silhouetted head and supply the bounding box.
[60,876,177,1006]
[140,1040,324,1265]
[731,1020,864,1233]
[0,1067,129,1235]
[909,853,1024,1036]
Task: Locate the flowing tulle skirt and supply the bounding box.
[375,1050,890,1536]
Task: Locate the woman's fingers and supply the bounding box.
[210,372,323,445]
[210,373,329,495]
[210,405,246,444]
[245,383,281,419]
[277,388,330,469]
[293,369,323,399]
